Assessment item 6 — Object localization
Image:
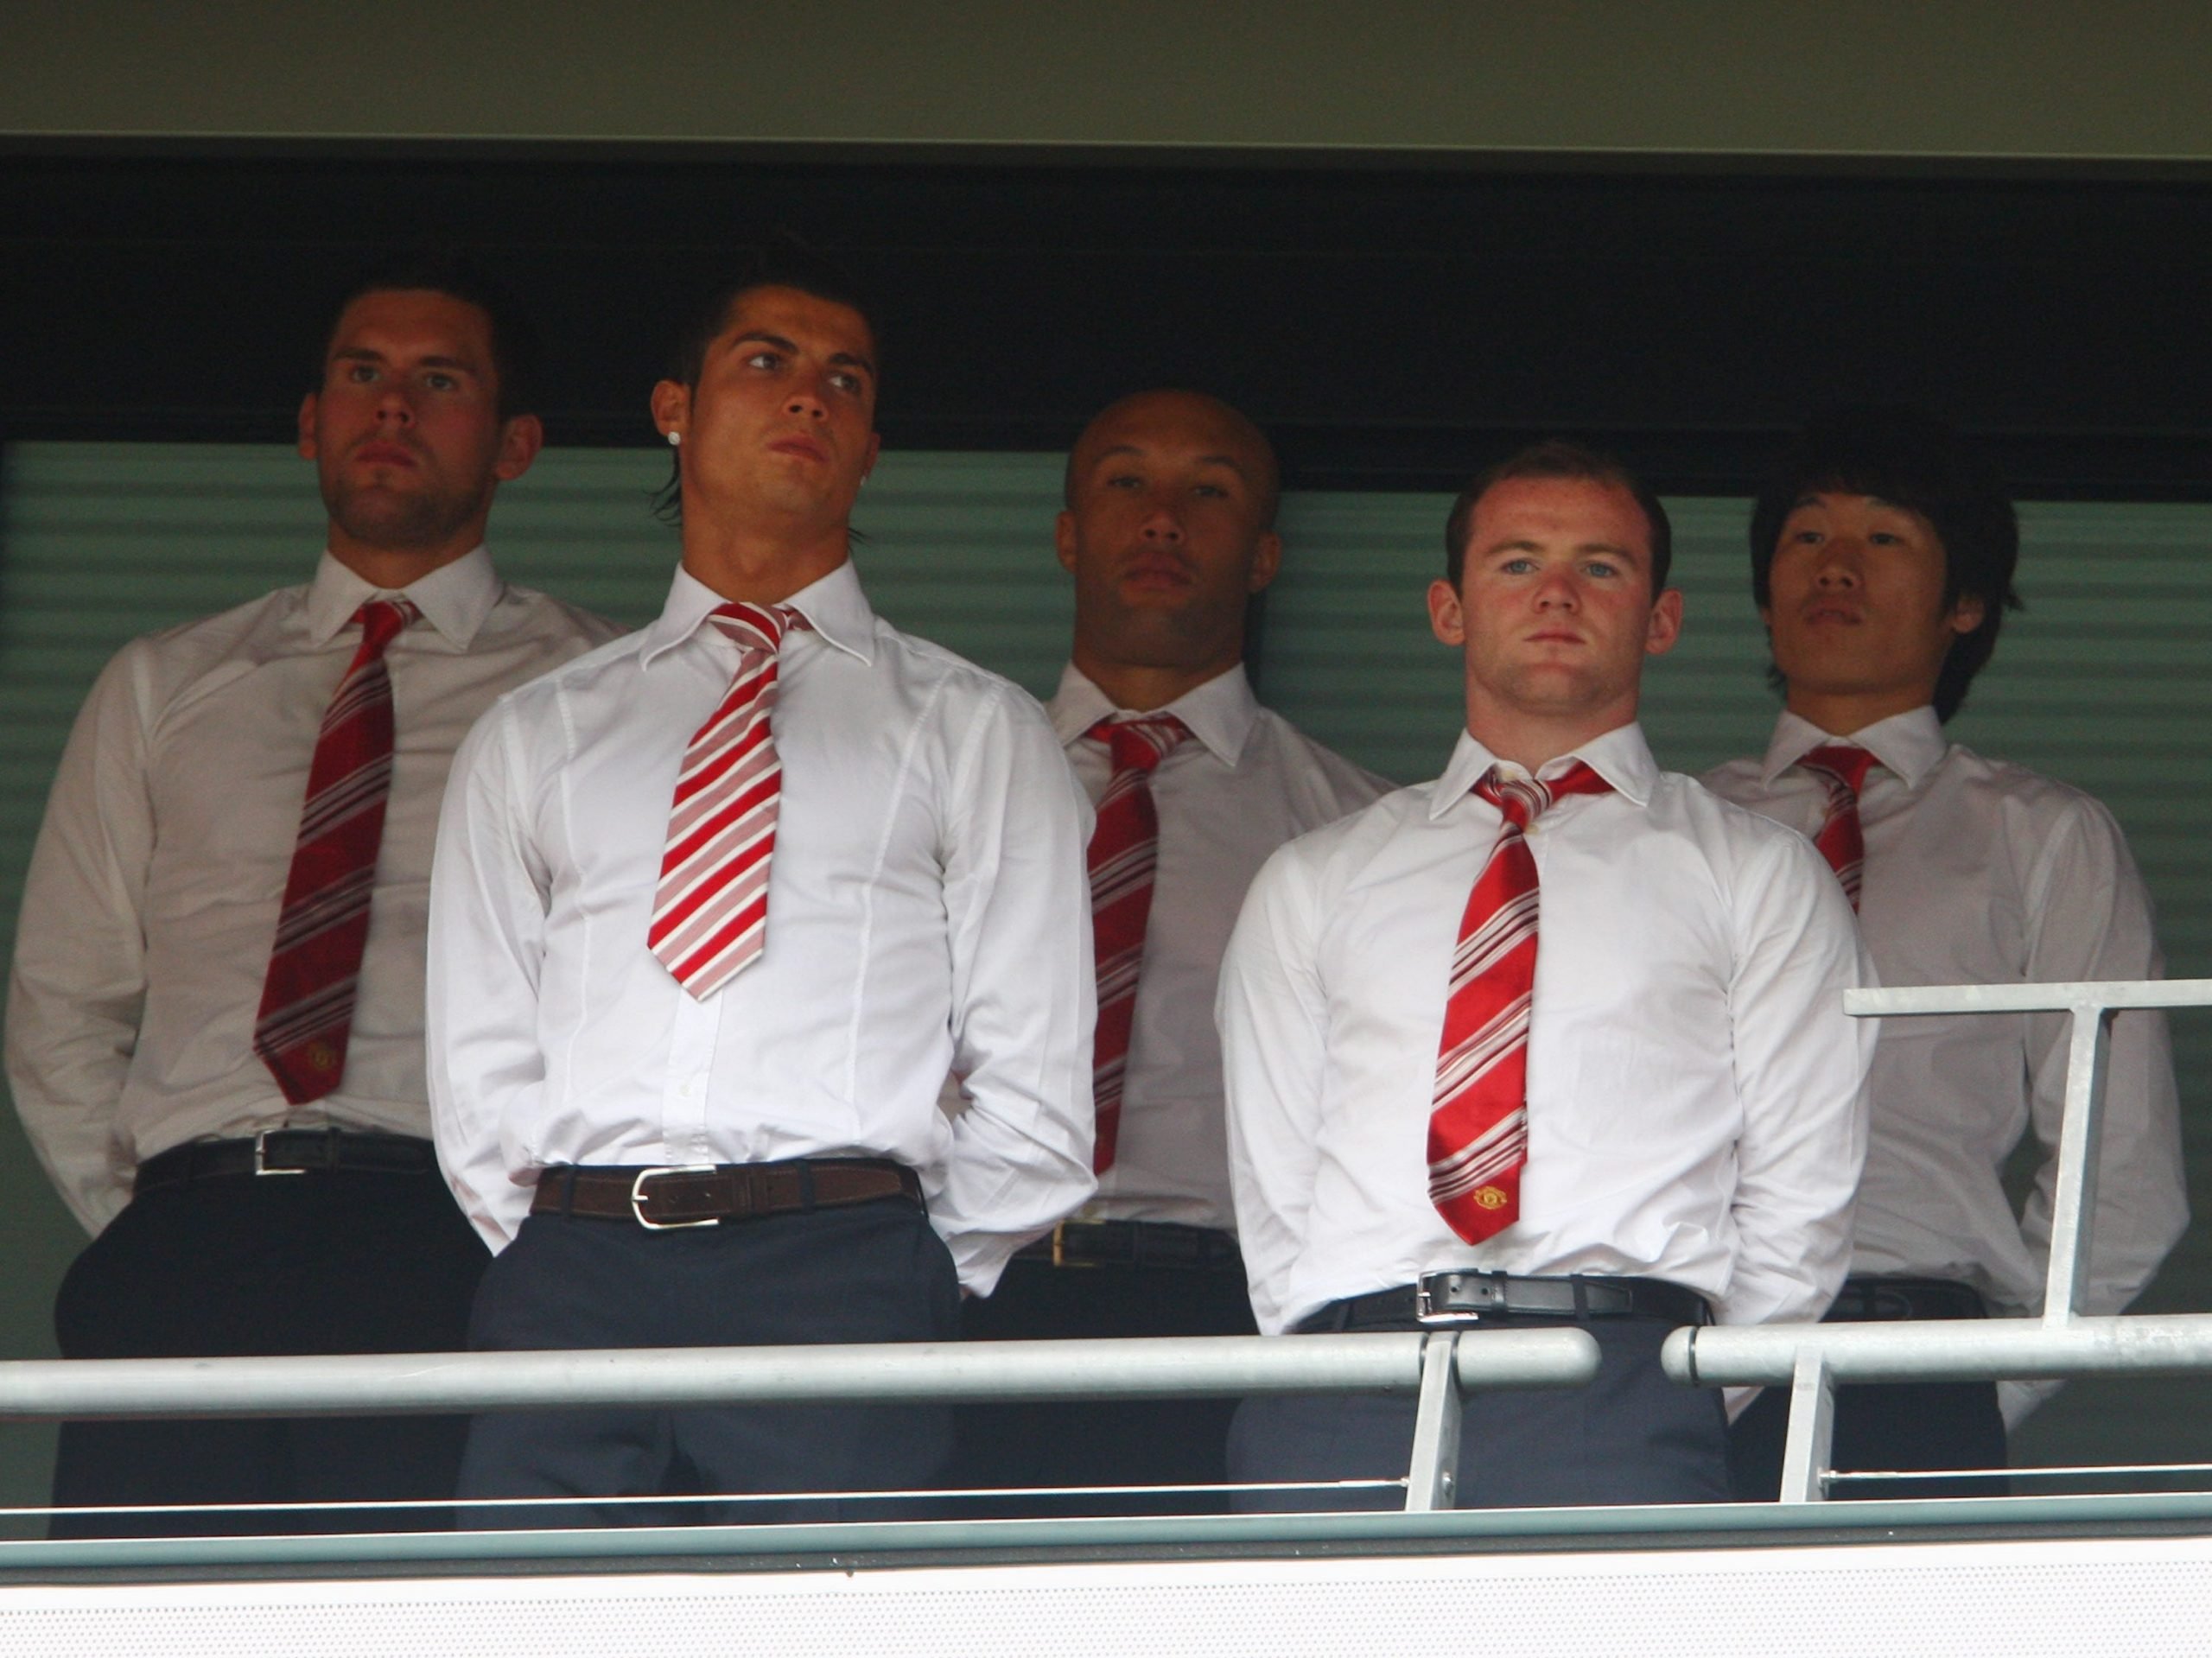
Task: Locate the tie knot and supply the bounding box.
[1474,759,1611,830]
[707,600,802,657]
[353,598,417,656]
[1800,743,1877,800]
[1092,714,1192,775]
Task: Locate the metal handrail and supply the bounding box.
[0,1329,1599,1515]
[1662,976,2212,1502]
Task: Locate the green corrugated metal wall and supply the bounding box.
[0,441,2208,1511]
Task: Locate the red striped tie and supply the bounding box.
[1427,760,1612,1243]
[1086,714,1191,1174]
[1798,744,1877,912]
[649,602,804,1000]
[252,598,416,1104]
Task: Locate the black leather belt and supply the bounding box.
[1827,1275,1987,1323]
[1015,1218,1244,1272]
[1298,1271,1711,1331]
[134,1129,437,1195]
[532,1158,923,1229]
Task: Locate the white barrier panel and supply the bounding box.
[6,1532,2212,1658]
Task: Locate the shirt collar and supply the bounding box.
[1428,721,1658,821]
[639,558,878,670]
[303,546,500,649]
[1047,662,1260,768]
[1758,705,1947,790]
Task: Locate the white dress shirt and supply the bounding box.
[1219,721,1876,1337]
[6,548,621,1235]
[1050,664,1387,1232]
[1705,708,2187,1422]
[428,560,1096,1293]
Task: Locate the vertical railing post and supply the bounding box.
[2042,1000,2114,1327]
[1403,1333,1463,1511]
[1777,1350,1837,1505]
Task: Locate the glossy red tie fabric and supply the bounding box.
[1084,714,1192,1174]
[649,602,805,1000]
[1427,759,1613,1243]
[1798,744,1878,912]
[252,598,416,1103]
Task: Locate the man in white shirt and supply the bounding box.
[7,259,620,1535]
[1706,405,2187,1499]
[1217,441,1874,1509]
[428,245,1094,1526]
[957,391,1385,1512]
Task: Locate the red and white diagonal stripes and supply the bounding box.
[252,598,416,1104]
[1085,713,1191,1174]
[648,602,804,1000]
[1798,744,1877,912]
[1427,760,1611,1243]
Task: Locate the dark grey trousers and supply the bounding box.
[1229,1314,1728,1510]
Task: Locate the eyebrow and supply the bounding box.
[1486,537,1637,559]
[1092,443,1252,480]
[728,329,878,381]
[330,348,479,375]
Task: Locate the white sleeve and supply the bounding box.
[1217,842,1329,1336]
[426,700,551,1252]
[4,645,159,1236]
[930,689,1096,1294]
[2000,797,2187,1427]
[1719,830,1878,1328]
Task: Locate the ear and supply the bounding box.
[1427,577,1466,646]
[296,391,319,461]
[861,429,881,484]
[1053,510,1079,575]
[493,413,544,483]
[650,378,689,442]
[1947,592,1986,636]
[1644,588,1684,658]
[1246,530,1284,594]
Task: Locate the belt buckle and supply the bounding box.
[253,1129,304,1178]
[1414,1274,1485,1326]
[630,1164,721,1229]
[1050,1220,1097,1268]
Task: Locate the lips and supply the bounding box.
[1802,601,1862,626]
[1120,554,1196,591]
[766,432,828,464]
[352,440,418,470]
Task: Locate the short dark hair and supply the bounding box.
[316,251,540,421]
[653,235,880,524]
[1749,405,2021,722]
[663,234,880,391]
[1445,440,1673,593]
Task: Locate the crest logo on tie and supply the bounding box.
[1473,1185,1509,1210]
[306,1042,340,1074]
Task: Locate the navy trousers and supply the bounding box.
[50,1166,488,1538]
[1229,1315,1729,1511]
[954,1255,1258,1515]
[1728,1379,2009,1500]
[458,1197,961,1528]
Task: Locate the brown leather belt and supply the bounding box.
[531,1158,923,1229]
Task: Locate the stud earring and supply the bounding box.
[666,431,681,447]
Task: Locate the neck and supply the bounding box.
[326,533,479,592]
[1072,646,1238,714]
[1783,684,1932,739]
[680,513,850,605]
[1464,694,1635,773]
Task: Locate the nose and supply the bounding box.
[1138,502,1185,545]
[784,374,832,421]
[1533,565,1580,607]
[372,381,416,426]
[1813,538,1864,588]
